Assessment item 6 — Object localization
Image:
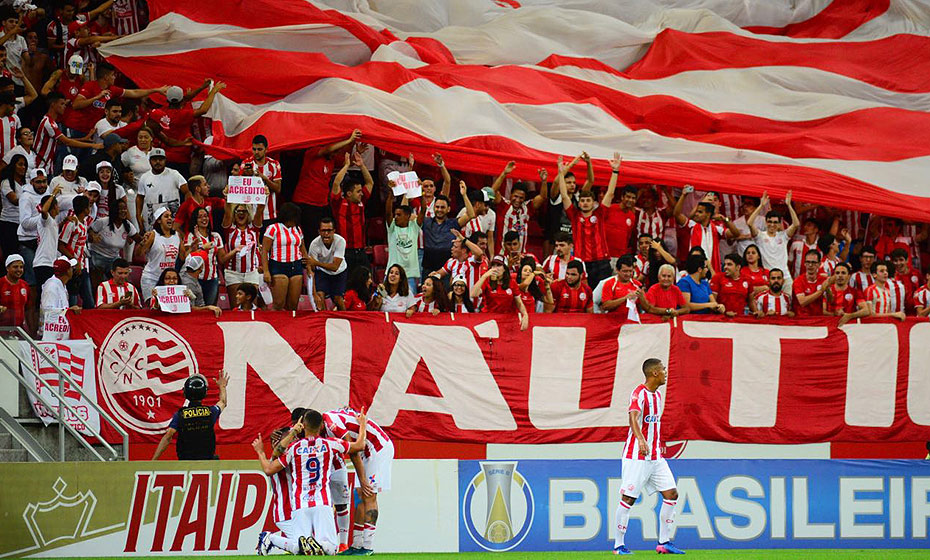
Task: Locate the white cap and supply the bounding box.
[153,206,170,220]
[96,160,113,171]
[85,181,102,193]
[165,86,184,103]
[4,253,23,267]
[67,54,83,75]
[28,168,46,181]
[149,147,166,158]
[451,274,468,286]
[184,255,204,271]
[62,155,78,171]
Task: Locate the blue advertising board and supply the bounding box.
[458,459,930,552]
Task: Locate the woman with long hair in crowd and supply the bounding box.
[138,207,187,304]
[89,198,141,287]
[150,267,222,317]
[344,267,382,311]
[379,264,413,312]
[0,153,27,258]
[261,202,309,311]
[94,160,126,219]
[516,256,553,313]
[186,206,231,306]
[222,199,264,306]
[448,275,475,313]
[472,255,529,330]
[406,274,449,316]
[741,243,770,296]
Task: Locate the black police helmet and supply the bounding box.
[183,374,208,402]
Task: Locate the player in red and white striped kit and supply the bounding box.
[254,408,367,556]
[323,407,394,556]
[256,426,294,555]
[614,358,683,555]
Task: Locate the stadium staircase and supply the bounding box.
[0,327,128,462]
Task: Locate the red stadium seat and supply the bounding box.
[129,266,143,292]
[367,217,386,244]
[297,295,314,311]
[373,244,389,267]
[217,293,231,310]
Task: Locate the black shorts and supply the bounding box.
[269,259,304,278]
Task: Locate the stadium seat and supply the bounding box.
[367,217,386,244]
[373,244,389,267]
[297,295,314,311]
[129,266,143,292]
[217,293,231,310]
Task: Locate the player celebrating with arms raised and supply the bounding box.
[254,408,367,556]
[614,359,684,555]
[323,407,394,556]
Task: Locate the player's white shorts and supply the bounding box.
[275,518,294,537]
[620,458,676,499]
[329,466,351,506]
[291,506,338,555]
[358,440,394,493]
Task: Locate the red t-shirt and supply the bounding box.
[343,290,367,311]
[645,283,686,310]
[604,206,635,258]
[57,74,85,130]
[174,196,225,234]
[72,81,124,132]
[792,273,828,316]
[740,266,769,292]
[600,276,642,319]
[0,276,29,327]
[825,285,862,314]
[566,205,609,262]
[894,266,922,309]
[710,274,751,315]
[481,282,518,313]
[551,279,593,313]
[163,107,196,163]
[293,151,333,206]
[331,190,369,250]
[517,286,537,313]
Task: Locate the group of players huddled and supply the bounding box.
[251,406,394,556]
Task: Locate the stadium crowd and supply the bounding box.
[0,0,929,337]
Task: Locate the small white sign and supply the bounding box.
[155,285,191,313]
[389,171,421,199]
[227,176,267,205]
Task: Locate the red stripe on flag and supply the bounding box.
[745,0,891,39]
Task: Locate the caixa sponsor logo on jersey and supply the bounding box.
[461,461,534,552]
[643,414,660,423]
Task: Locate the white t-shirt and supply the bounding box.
[50,174,88,196]
[90,217,138,259]
[5,36,26,86]
[0,178,23,223]
[308,234,347,275]
[141,233,181,283]
[120,146,152,187]
[754,230,791,278]
[34,213,60,268]
[92,118,126,145]
[457,207,496,238]
[16,184,42,240]
[380,292,414,313]
[137,168,186,228]
[3,145,36,172]
[40,276,69,329]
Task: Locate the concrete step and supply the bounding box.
[0,432,12,448]
[0,448,28,462]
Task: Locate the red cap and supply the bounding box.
[149,109,171,131]
[67,21,87,35]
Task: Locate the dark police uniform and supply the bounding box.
[167,402,221,460]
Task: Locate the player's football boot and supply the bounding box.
[656,541,685,554]
[337,543,349,553]
[298,536,325,555]
[356,548,374,556]
[256,531,272,556]
[338,547,362,555]
[613,545,633,555]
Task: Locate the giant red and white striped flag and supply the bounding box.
[100,0,930,220]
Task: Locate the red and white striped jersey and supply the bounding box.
[452,301,471,313]
[112,0,144,36]
[865,281,906,314]
[268,468,294,524]
[542,254,584,281]
[686,218,726,271]
[265,223,303,262]
[788,238,818,279]
[0,114,21,159]
[278,436,348,509]
[755,289,792,315]
[322,408,392,459]
[34,115,62,171]
[409,294,438,313]
[225,225,260,273]
[718,193,741,222]
[849,270,874,292]
[186,230,223,280]
[913,286,930,310]
[498,200,530,251]
[819,257,838,277]
[95,280,140,307]
[623,384,663,461]
[243,156,281,220]
[59,214,89,268]
[838,209,864,240]
[442,255,482,289]
[635,207,664,239]
[634,253,649,279]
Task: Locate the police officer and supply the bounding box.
[152,370,228,460]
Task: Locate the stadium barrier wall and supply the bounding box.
[1,459,927,556]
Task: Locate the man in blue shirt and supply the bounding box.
[676,254,725,314]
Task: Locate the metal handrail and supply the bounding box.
[0,327,129,461]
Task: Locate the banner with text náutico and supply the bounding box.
[67,312,930,445]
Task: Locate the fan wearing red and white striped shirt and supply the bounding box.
[913,280,930,317]
[616,358,682,555]
[34,93,100,173]
[95,259,141,309]
[890,248,922,312]
[0,110,20,161]
[112,0,144,36]
[434,233,484,303]
[256,409,366,556]
[491,161,545,253]
[244,136,283,221]
[673,188,740,273]
[634,187,666,240]
[850,246,876,292]
[542,232,585,281]
[323,407,393,555]
[753,269,794,317]
[863,262,907,319]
